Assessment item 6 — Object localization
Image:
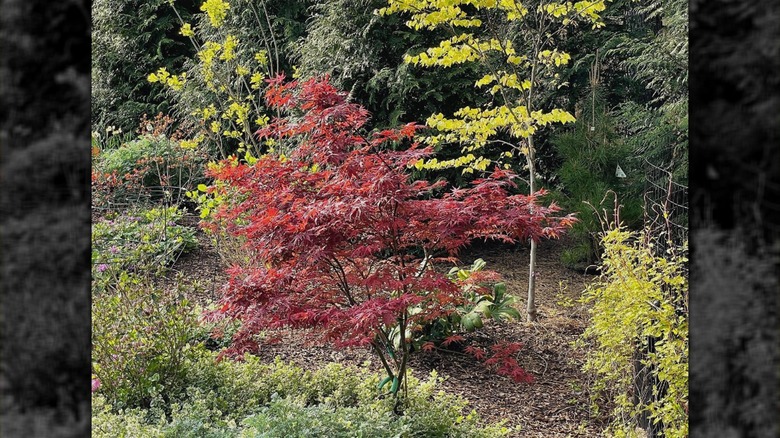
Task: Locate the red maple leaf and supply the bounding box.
[204,76,572,391]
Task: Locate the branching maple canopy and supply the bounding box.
[205,76,575,385]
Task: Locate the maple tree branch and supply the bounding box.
[327,257,356,306]
[370,339,396,378]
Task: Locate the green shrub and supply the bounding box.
[92,133,207,207]
[91,206,197,289]
[172,356,371,421]
[580,226,688,437]
[93,352,512,437]
[550,90,642,268]
[410,259,522,350]
[92,273,203,409]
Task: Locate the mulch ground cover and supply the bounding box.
[163,219,612,437]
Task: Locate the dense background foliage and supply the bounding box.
[92,0,199,133]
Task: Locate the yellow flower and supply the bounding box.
[220,34,238,61]
[250,72,265,90]
[180,134,203,149]
[201,104,217,120]
[165,73,187,91]
[200,0,230,28]
[198,41,222,66]
[180,23,195,37]
[148,67,170,84]
[254,115,269,126]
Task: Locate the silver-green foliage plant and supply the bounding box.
[393,258,523,352]
[580,226,688,437]
[92,354,513,437]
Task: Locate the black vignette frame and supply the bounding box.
[689,0,780,436]
[0,0,92,435]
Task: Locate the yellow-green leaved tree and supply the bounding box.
[379,0,607,321]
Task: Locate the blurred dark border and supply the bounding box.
[690,0,780,436]
[0,0,91,435]
[0,0,778,436]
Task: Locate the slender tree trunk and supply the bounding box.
[527,239,537,321]
[526,134,538,322]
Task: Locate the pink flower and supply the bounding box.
[97,264,109,272]
[91,378,101,393]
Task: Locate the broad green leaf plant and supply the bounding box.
[380,0,608,321]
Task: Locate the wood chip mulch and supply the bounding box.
[163,224,611,437]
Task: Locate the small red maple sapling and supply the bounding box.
[204,75,575,404]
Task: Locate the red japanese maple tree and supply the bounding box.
[205,76,575,400]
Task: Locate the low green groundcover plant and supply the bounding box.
[91,206,197,288]
[93,353,513,437]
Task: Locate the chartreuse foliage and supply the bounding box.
[204,76,574,401]
[292,0,489,134]
[381,0,606,323]
[580,227,688,437]
[379,0,607,175]
[93,353,512,437]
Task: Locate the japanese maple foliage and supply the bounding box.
[205,76,575,397]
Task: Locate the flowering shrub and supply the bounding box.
[204,76,575,401]
[91,206,197,291]
[91,273,202,410]
[154,0,306,159]
[91,124,133,154]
